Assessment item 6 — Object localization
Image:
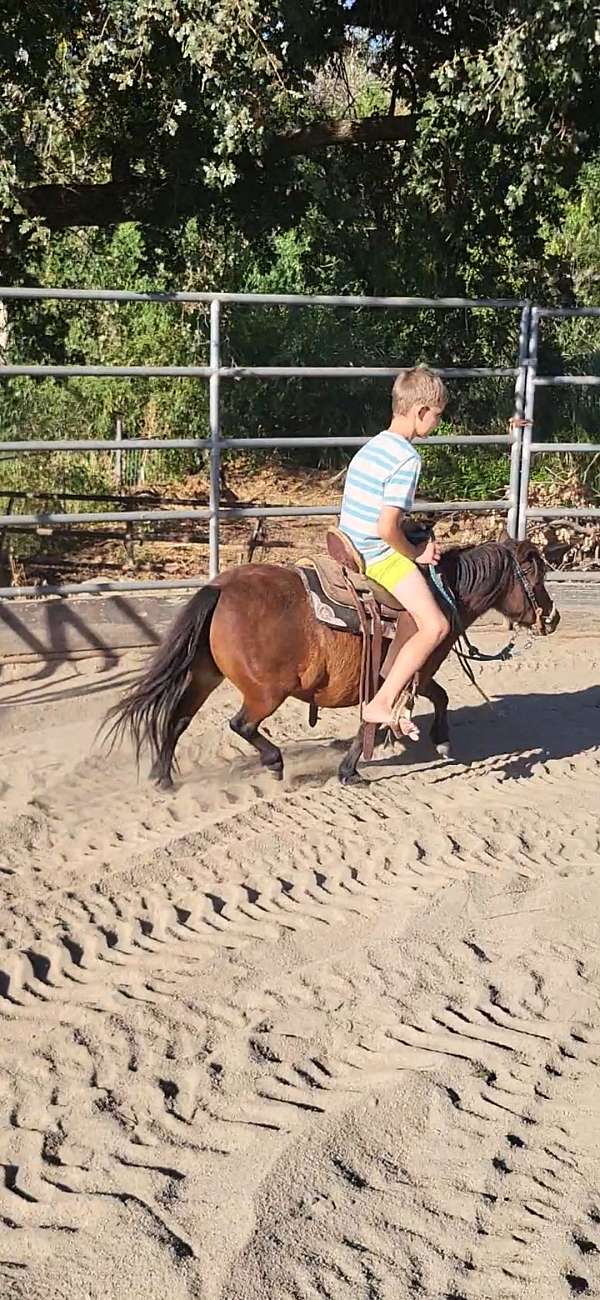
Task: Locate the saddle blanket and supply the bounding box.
[296,562,398,637]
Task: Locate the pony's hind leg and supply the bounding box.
[230,692,285,780]
[151,664,222,789]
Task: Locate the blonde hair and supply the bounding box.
[391,365,448,416]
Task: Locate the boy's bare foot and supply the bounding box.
[361,697,420,742]
[393,713,420,742]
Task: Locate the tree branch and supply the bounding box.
[17,181,146,229]
[15,113,416,230]
[272,112,415,157]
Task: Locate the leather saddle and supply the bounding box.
[297,523,433,634]
[296,524,433,762]
[310,534,404,622]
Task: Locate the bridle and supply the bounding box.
[507,549,557,636]
[429,544,557,705]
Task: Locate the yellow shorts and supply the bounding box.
[366,551,416,595]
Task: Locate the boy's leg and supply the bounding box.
[362,568,449,733]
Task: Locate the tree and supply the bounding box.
[543,156,600,303]
[1,0,598,266]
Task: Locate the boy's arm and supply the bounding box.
[377,505,419,560]
[378,505,440,566]
[379,458,421,559]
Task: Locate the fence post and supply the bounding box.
[115,415,123,487]
[517,306,539,540]
[209,298,221,578]
[507,302,530,538]
[0,300,8,362]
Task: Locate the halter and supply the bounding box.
[507,549,557,636]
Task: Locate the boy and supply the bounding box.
[339,365,450,739]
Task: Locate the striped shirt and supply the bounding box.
[339,431,421,563]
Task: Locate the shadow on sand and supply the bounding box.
[362,685,600,784]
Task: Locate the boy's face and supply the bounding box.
[413,402,446,438]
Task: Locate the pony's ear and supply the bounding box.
[498,526,515,547]
[515,540,539,564]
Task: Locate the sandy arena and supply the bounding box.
[0,594,599,1300]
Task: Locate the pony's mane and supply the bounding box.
[441,541,513,604]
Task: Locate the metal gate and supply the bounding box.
[0,287,598,598]
[517,305,600,583]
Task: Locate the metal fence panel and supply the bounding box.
[517,305,600,570]
[0,287,542,598]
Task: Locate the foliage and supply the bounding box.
[3,213,599,511]
[1,1,599,259]
[2,4,600,512]
[543,157,600,304]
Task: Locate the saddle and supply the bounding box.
[297,525,433,762]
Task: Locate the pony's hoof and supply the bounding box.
[435,741,454,761]
[339,770,365,787]
[152,769,174,790]
[266,765,284,782]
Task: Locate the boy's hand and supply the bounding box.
[416,539,441,567]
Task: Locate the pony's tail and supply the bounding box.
[101,584,221,771]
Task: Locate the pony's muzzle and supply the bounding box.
[544,602,560,634]
[535,602,559,635]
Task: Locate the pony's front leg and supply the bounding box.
[419,677,453,759]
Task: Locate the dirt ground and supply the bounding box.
[0,597,599,1299]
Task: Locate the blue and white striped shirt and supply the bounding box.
[339,431,421,563]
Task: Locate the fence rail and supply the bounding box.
[0,433,514,454]
[0,287,525,307]
[0,287,598,598]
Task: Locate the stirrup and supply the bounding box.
[362,686,416,734]
[383,681,419,745]
[390,694,419,739]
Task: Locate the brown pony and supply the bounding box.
[105,539,559,787]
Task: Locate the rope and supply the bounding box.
[452,640,495,705]
[456,629,517,663]
[428,565,517,664]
